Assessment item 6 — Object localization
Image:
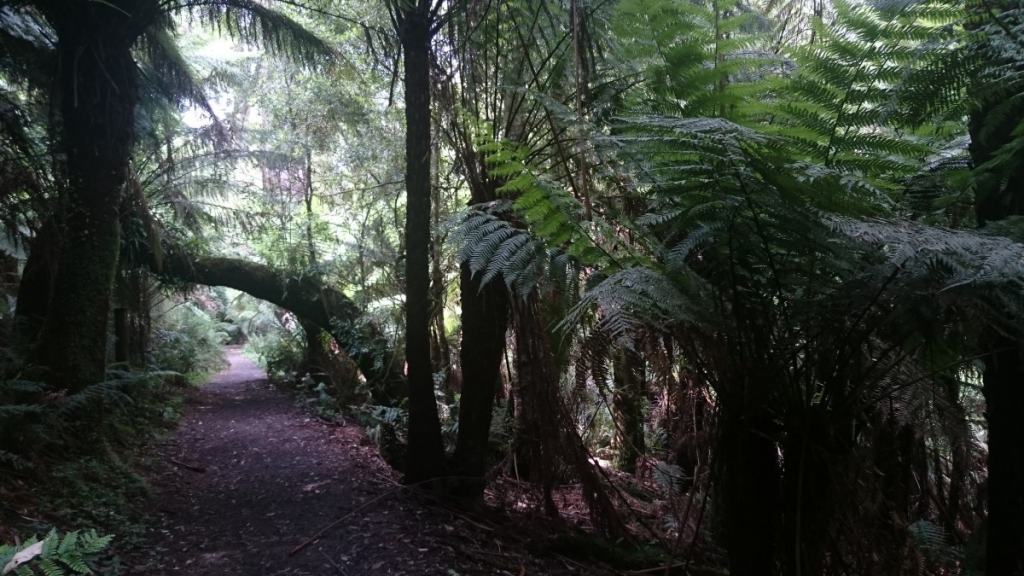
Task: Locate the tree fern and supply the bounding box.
[0,530,112,576]
[969,2,1024,197]
[613,0,772,119]
[450,136,642,297]
[767,0,965,187]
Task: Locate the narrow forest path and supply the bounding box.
[128,347,605,576]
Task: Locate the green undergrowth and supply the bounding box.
[0,367,205,569]
[0,529,116,575]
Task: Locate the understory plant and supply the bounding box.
[0,530,113,576]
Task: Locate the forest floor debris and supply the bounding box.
[124,348,623,575]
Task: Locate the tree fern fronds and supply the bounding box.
[612,0,773,119]
[136,27,223,132]
[172,0,334,66]
[561,266,710,340]
[53,375,150,420]
[480,137,639,267]
[908,519,963,565]
[825,215,1024,291]
[766,0,964,185]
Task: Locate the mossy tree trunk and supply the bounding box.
[300,319,363,405]
[38,4,145,390]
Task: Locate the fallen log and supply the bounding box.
[156,249,405,404]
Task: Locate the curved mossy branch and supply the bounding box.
[156,250,405,404]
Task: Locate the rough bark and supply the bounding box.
[158,252,404,404]
[38,9,141,390]
[451,263,508,496]
[396,0,446,484]
[970,11,1024,569]
[718,398,781,576]
[611,347,646,474]
[512,295,625,536]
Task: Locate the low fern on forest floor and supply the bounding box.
[0,530,113,576]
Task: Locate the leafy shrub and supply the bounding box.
[247,328,305,382]
[150,302,229,378]
[0,530,112,576]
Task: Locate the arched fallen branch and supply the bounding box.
[156,250,405,404]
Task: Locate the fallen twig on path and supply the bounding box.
[288,475,500,557]
[169,459,206,473]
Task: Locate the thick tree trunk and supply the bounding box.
[398,1,446,484]
[451,263,508,496]
[112,269,151,368]
[39,18,138,390]
[970,13,1024,567]
[781,408,848,576]
[611,347,646,473]
[718,402,781,576]
[981,342,1024,575]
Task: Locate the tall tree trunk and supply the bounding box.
[397,0,446,484]
[970,5,1024,568]
[570,0,593,220]
[781,408,849,576]
[40,15,138,390]
[451,263,508,496]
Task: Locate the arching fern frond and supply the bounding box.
[169,0,334,66]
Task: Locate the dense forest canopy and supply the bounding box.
[1,0,1024,574]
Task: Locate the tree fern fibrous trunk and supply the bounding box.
[970,9,1024,567]
[39,8,140,390]
[512,294,625,536]
[611,347,646,474]
[396,0,446,485]
[451,262,508,497]
[718,400,781,576]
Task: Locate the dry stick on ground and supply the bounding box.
[168,459,206,473]
[289,476,489,557]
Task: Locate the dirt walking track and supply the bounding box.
[129,347,606,575]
